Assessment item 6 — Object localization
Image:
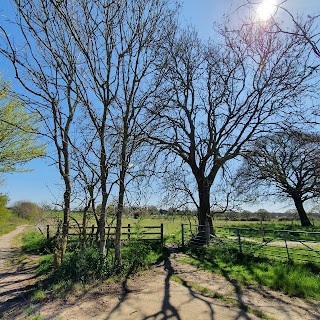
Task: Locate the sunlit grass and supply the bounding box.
[0,208,28,236]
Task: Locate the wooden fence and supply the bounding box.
[181,224,320,264]
[46,223,164,244]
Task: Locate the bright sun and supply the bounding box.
[257,0,277,21]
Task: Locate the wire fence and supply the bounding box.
[181,224,320,264]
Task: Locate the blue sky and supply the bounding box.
[1,0,320,210]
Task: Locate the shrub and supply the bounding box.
[54,246,115,283]
[12,201,44,220]
[0,193,9,209]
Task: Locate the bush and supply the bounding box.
[54,246,115,283]
[0,193,9,210]
[12,201,44,220]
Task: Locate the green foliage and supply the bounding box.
[0,195,28,235]
[21,230,51,253]
[122,240,157,273]
[186,246,320,299]
[30,315,44,320]
[0,77,45,173]
[12,201,44,220]
[31,289,46,302]
[55,246,115,283]
[36,254,55,276]
[35,240,163,298]
[0,193,9,208]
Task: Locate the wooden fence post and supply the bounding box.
[47,225,50,240]
[284,234,290,260]
[161,223,164,244]
[237,228,242,254]
[181,224,185,248]
[128,224,131,240]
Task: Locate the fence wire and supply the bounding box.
[182,224,320,264]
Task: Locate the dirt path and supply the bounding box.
[0,229,319,320]
[0,225,41,318]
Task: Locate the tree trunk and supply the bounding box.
[115,138,128,265]
[197,180,213,242]
[115,174,125,266]
[292,194,312,227]
[99,131,108,255]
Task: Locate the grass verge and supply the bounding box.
[0,209,28,236]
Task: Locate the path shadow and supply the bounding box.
[104,249,182,320]
[142,254,182,320]
[0,253,40,319]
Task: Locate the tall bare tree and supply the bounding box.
[148,21,317,236]
[0,0,84,264]
[108,0,178,264]
[1,0,178,263]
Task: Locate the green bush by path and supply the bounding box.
[185,246,320,300]
[30,238,164,297]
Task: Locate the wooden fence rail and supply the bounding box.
[46,223,164,244]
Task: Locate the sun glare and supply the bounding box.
[257,0,277,21]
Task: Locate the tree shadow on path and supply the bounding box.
[142,253,182,320]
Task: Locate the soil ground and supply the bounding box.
[0,226,319,320]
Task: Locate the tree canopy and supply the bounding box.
[236,130,320,226]
[0,78,45,173]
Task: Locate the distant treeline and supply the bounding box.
[64,205,320,222]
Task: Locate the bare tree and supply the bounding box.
[244,0,320,120]
[1,0,178,263]
[104,0,178,264]
[0,0,85,265]
[235,130,320,226]
[148,20,317,237]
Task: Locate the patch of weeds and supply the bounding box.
[30,315,44,320]
[37,254,54,276]
[31,289,46,302]
[21,230,52,254]
[24,304,37,317]
[35,239,164,300]
[50,279,74,298]
[122,240,163,274]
